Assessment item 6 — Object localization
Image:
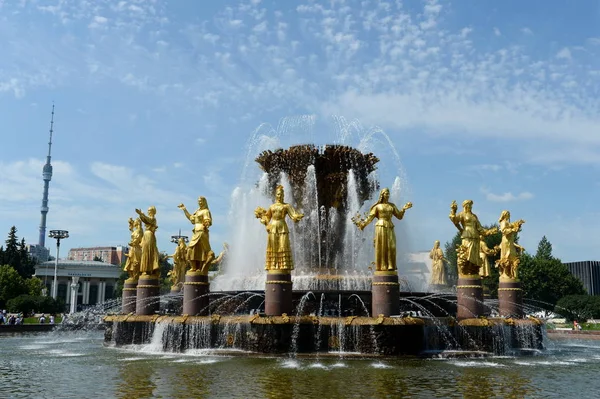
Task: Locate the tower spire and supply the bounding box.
[38,104,54,247]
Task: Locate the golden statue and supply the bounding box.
[478,238,498,278]
[123,217,143,281]
[135,206,160,277]
[254,185,304,271]
[178,197,215,275]
[496,210,525,281]
[354,188,412,272]
[449,200,497,276]
[167,237,188,290]
[429,240,447,285]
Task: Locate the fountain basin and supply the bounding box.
[103,315,545,357]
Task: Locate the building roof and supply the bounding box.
[35,260,122,279]
[38,260,119,268]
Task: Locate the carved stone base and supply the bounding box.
[122,279,137,314]
[265,271,292,316]
[372,271,400,317]
[135,274,160,316]
[183,272,209,316]
[498,280,523,318]
[457,276,484,320]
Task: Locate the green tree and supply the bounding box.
[444,233,461,287]
[519,237,585,311]
[555,295,600,322]
[113,271,128,298]
[93,255,103,262]
[24,277,44,296]
[159,252,173,294]
[0,265,27,308]
[536,235,553,260]
[0,227,36,278]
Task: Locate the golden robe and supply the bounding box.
[430,247,447,285]
[263,202,302,271]
[138,213,160,275]
[187,208,213,263]
[449,211,486,273]
[367,203,405,271]
[124,225,143,277]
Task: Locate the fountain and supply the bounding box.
[104,127,544,357]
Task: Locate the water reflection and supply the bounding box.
[3,332,600,398]
[116,359,157,398]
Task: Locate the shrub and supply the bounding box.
[6,295,64,315]
[555,295,600,322]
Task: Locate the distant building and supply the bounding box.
[26,244,50,263]
[35,260,122,310]
[564,261,600,295]
[67,246,128,266]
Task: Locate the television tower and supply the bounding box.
[38,104,55,247]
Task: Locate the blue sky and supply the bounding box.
[1,0,600,262]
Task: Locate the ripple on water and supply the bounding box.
[280,359,301,369]
[119,357,147,362]
[514,360,574,366]
[195,359,220,365]
[371,362,392,369]
[451,361,505,368]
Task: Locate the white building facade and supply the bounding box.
[35,260,122,311]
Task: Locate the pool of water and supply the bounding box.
[1,330,599,398]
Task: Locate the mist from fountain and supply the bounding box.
[211,116,413,292]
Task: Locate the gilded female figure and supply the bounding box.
[429,240,447,285]
[357,188,412,272]
[123,217,143,280]
[255,185,304,271]
[449,200,496,276]
[168,237,188,288]
[496,210,525,280]
[478,238,497,278]
[178,197,214,273]
[135,206,160,276]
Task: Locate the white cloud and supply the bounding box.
[556,47,572,60]
[521,27,533,35]
[481,188,534,202]
[493,27,501,36]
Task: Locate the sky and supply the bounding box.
[1,0,600,263]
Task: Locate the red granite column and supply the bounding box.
[121,278,137,314]
[135,273,160,315]
[182,271,210,316]
[372,271,400,317]
[265,271,292,316]
[498,280,524,318]
[456,275,484,320]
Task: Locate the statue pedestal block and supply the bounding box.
[135,274,160,315]
[265,272,292,316]
[183,272,209,316]
[372,271,400,317]
[498,280,523,318]
[121,279,137,314]
[457,276,484,319]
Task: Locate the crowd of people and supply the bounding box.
[0,310,59,325]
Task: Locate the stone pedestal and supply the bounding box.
[265,271,292,316]
[498,280,524,318]
[183,272,209,316]
[122,278,137,314]
[456,275,484,319]
[372,271,400,317]
[135,274,160,316]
